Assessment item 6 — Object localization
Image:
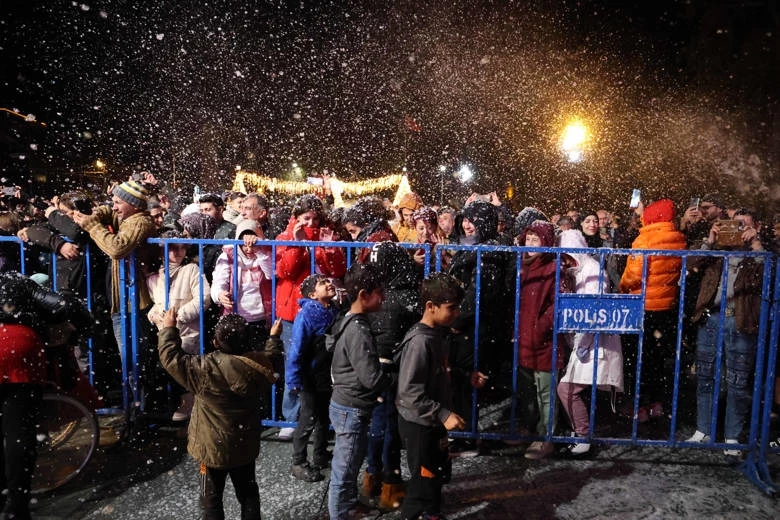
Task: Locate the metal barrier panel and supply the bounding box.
[3,234,776,494]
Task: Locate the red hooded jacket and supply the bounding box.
[275,217,347,321]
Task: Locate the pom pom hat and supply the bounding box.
[112,180,149,209]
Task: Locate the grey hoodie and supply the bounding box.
[395,322,453,427]
[328,313,392,409]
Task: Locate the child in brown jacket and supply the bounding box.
[158,308,281,520]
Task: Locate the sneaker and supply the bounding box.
[685,430,711,443]
[723,439,741,457]
[569,441,591,455]
[524,441,554,460]
[291,463,324,482]
[278,427,295,441]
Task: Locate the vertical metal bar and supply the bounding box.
[198,242,205,355]
[549,250,563,440]
[434,245,442,273]
[471,248,482,437]
[670,254,688,442]
[423,243,430,278]
[127,252,141,408]
[509,249,521,437]
[757,256,780,482]
[631,253,650,441]
[118,258,130,413]
[708,256,731,440]
[85,243,95,386]
[18,239,26,275]
[749,255,773,458]
[271,243,277,322]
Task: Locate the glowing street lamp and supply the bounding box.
[457,164,474,183]
[560,120,588,163]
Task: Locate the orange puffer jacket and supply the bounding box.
[619,221,686,311]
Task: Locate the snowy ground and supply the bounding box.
[31,415,780,520]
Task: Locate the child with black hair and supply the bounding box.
[287,274,340,482]
[327,263,393,519]
[396,273,469,520]
[158,309,282,520]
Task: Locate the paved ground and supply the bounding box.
[30,414,780,520]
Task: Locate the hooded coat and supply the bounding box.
[210,220,273,323]
[447,201,515,375]
[275,216,347,321]
[395,322,453,427]
[619,199,686,311]
[557,230,623,390]
[365,242,423,360]
[354,220,398,263]
[518,220,570,372]
[157,326,276,469]
[327,312,392,410]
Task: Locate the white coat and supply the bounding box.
[147,263,211,355]
[557,230,624,392]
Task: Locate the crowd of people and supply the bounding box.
[0,174,779,519]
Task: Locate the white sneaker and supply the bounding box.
[570,442,591,455]
[685,430,710,443]
[723,439,741,457]
[278,427,295,441]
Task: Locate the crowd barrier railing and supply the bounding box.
[2,234,777,494]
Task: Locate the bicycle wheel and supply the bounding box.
[32,393,100,494]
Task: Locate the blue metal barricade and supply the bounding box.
[3,233,777,494]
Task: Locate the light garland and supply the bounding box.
[232,170,410,207]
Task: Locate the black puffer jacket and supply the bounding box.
[365,242,423,361]
[447,201,515,375]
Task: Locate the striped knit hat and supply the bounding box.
[112,180,149,209]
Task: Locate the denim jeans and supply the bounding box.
[518,368,557,437]
[280,319,300,423]
[695,313,758,439]
[366,389,402,483]
[328,400,372,519]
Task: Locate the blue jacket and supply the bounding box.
[285,298,340,391]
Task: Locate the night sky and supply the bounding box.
[1,0,778,214]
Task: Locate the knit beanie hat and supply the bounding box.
[514,206,548,237]
[642,198,676,226]
[412,206,438,227]
[112,180,149,209]
[523,220,556,247]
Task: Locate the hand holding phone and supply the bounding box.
[629,189,641,209]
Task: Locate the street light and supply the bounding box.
[457,164,474,183]
[560,119,588,163]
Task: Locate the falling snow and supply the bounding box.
[1,1,777,212]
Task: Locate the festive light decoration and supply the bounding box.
[232,170,409,207]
